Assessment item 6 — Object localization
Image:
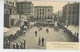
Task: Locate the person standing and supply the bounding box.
[7,39,10,48]
[20,41,23,49]
[16,43,19,49]
[41,37,45,47]
[77,33,79,38]
[23,39,26,49]
[46,28,49,33]
[8,40,10,48]
[54,28,55,31]
[38,36,41,45]
[13,42,16,49]
[66,24,68,27]
[41,27,42,30]
[35,31,37,37]
[58,28,59,32]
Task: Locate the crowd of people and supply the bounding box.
[38,37,45,47]
[61,25,79,42]
[54,27,59,32]
[4,25,27,48]
[72,32,79,42]
[4,22,79,49]
[4,39,10,48]
[12,39,26,49]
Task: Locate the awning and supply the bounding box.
[24,20,28,22]
[4,27,10,33]
[4,27,20,37]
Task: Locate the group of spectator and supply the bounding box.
[4,25,27,49]
[12,39,26,49]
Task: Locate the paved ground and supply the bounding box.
[10,26,73,49]
[67,25,79,34]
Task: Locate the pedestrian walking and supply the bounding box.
[35,31,37,37]
[38,36,41,45]
[41,37,45,47]
[23,39,26,49]
[46,28,49,33]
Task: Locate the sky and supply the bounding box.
[17,0,75,13]
[32,1,69,13]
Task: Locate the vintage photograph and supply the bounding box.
[4,0,79,49]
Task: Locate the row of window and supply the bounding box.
[64,6,79,9]
[66,16,79,20]
[66,20,79,25]
[36,11,52,14]
[37,13,44,15]
[69,6,79,9]
[36,18,53,22]
[18,5,27,9]
[37,9,51,12]
[36,14,52,17]
[36,19,46,21]
[36,15,52,18]
[9,2,15,6]
[63,11,79,14]
[17,4,33,8]
[4,9,16,14]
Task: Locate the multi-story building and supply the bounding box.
[62,2,79,25]
[4,0,18,28]
[34,6,53,22]
[16,1,33,17]
[4,0,17,15]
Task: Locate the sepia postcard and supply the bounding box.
[3,0,79,50]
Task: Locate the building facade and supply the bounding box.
[4,0,17,15]
[62,2,79,25]
[16,1,33,17]
[34,6,53,22]
[4,0,18,28]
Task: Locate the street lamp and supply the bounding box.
[66,20,68,27]
[66,20,68,24]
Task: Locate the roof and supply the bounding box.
[63,2,79,8]
[17,1,33,5]
[4,27,20,37]
[34,6,53,8]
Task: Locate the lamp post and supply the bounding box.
[66,20,68,27]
